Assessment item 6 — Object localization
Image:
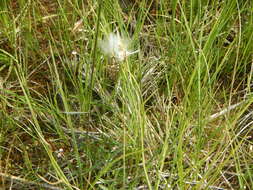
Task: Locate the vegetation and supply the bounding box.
[0,0,253,189]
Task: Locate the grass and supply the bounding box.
[0,0,253,189]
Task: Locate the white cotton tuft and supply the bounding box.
[99,32,138,61]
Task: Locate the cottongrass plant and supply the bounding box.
[98,32,139,81]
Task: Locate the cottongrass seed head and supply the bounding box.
[99,32,139,61]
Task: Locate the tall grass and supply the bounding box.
[0,0,253,189]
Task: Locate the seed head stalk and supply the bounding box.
[89,1,102,116]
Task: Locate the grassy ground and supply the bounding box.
[0,0,253,189]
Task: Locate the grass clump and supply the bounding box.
[0,0,253,189]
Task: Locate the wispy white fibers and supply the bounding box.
[99,32,139,61]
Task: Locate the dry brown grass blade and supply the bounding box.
[0,172,63,190]
[208,101,246,121]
